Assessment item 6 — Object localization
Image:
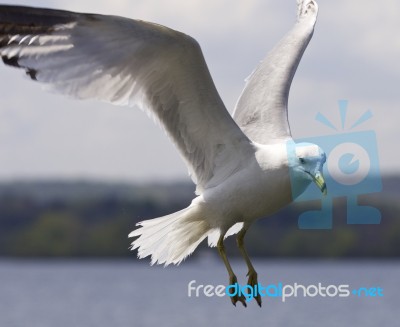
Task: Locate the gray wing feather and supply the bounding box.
[233,0,318,144]
[0,5,253,193]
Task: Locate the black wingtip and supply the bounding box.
[26,68,38,81]
[2,56,38,81]
[0,5,79,27]
[2,55,20,68]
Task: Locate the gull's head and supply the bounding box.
[289,142,327,196]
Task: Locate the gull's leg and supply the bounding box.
[216,234,247,307]
[237,226,262,307]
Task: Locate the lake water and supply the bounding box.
[0,258,398,327]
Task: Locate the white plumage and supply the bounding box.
[0,0,326,307]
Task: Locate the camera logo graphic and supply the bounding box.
[288,100,382,229]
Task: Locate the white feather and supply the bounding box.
[232,0,318,144]
[0,1,320,267]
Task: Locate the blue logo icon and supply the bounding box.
[289,100,382,229]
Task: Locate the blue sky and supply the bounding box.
[0,0,399,182]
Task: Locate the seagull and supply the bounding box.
[0,0,325,307]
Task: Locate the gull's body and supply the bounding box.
[0,0,326,307]
[199,143,292,231]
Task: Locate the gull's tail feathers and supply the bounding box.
[129,205,211,266]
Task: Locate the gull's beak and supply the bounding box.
[312,171,327,195]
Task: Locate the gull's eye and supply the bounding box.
[299,158,306,164]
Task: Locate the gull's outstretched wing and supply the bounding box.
[0,5,253,193]
[232,0,318,144]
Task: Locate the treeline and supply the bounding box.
[0,177,399,258]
